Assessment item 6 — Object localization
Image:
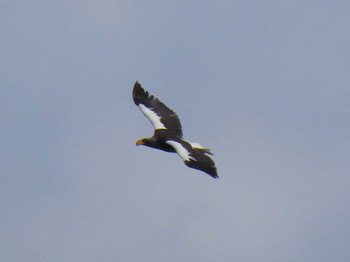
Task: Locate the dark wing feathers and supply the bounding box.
[133,82,183,137]
[185,157,218,179]
[182,141,218,179]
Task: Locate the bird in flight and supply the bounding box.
[133,81,218,179]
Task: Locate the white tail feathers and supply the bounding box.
[189,142,213,155]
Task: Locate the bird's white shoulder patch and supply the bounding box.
[138,104,166,130]
[166,141,195,162]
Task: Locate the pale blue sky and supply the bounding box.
[1,1,350,261]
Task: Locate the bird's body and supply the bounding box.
[138,130,177,153]
[133,82,218,179]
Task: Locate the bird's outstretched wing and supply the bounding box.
[166,140,218,179]
[133,82,183,138]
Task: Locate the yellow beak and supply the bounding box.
[136,139,144,146]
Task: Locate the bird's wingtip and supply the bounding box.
[212,173,219,179]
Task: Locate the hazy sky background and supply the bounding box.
[1,1,350,261]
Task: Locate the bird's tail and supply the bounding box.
[189,142,213,155]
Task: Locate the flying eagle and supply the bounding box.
[133,81,218,179]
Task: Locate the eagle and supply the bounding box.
[133,81,218,179]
